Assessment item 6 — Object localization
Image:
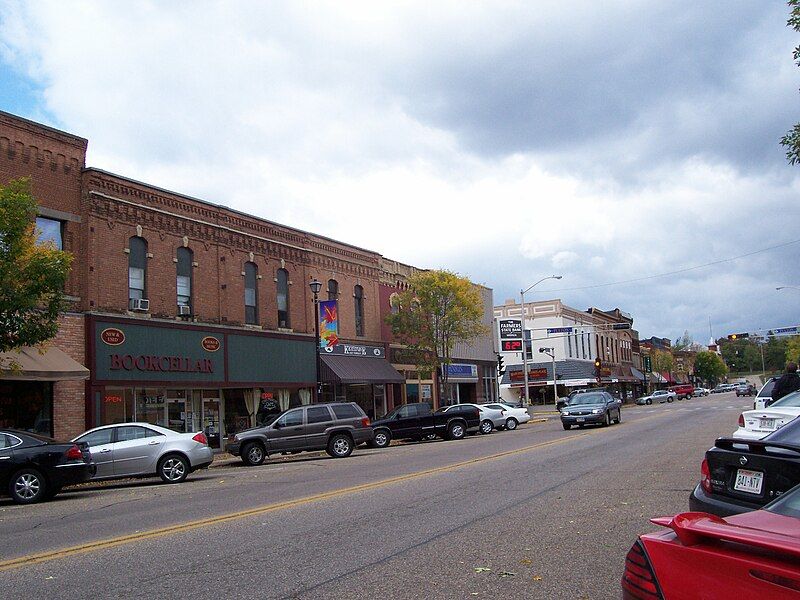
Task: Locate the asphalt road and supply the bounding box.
[0,392,753,599]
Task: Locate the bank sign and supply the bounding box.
[499,319,522,340]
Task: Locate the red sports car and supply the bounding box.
[622,485,800,599]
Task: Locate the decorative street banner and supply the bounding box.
[319,300,339,349]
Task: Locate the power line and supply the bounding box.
[531,237,800,294]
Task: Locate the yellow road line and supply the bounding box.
[0,411,670,572]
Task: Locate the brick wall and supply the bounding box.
[52,313,87,440]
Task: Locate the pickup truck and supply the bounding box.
[369,402,480,448]
[668,384,694,400]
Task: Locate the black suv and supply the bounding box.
[226,402,374,466]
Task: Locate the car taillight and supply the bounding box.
[361,417,371,427]
[192,432,208,445]
[701,458,712,493]
[621,540,663,599]
[64,444,83,461]
[738,413,745,428]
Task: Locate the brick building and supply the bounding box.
[1,110,496,442]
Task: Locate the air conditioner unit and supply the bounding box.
[178,304,192,316]
[129,298,150,312]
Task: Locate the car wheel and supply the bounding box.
[562,422,571,430]
[616,410,622,424]
[447,422,466,440]
[242,442,266,466]
[327,434,353,458]
[604,412,611,427]
[158,454,189,483]
[371,429,391,448]
[646,399,652,405]
[667,397,673,403]
[505,417,518,431]
[9,468,47,504]
[479,419,493,435]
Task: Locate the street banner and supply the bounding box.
[319,300,339,349]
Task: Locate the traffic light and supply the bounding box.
[727,332,749,341]
[497,354,505,374]
[594,358,602,376]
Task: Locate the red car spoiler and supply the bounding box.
[651,512,800,558]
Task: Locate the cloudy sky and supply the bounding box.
[1,1,799,343]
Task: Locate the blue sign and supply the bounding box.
[774,327,798,335]
[446,364,478,378]
[547,327,573,334]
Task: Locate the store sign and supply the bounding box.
[547,327,573,334]
[100,328,125,346]
[499,319,523,340]
[109,354,214,373]
[600,367,612,376]
[509,368,548,381]
[104,394,123,403]
[322,343,385,358]
[260,391,274,400]
[319,300,339,349]
[201,336,221,352]
[446,364,478,378]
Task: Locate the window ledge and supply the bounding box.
[244,324,263,330]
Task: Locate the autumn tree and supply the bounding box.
[0,178,72,364]
[650,349,674,377]
[693,351,728,386]
[386,270,487,403]
[782,0,800,164]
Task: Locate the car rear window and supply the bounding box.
[758,380,776,397]
[770,390,800,408]
[765,483,800,519]
[331,404,362,419]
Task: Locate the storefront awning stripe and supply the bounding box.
[320,354,404,384]
[0,346,90,381]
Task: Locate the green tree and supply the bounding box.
[765,336,789,371]
[787,335,800,364]
[693,351,728,386]
[651,349,674,376]
[782,1,800,164]
[386,269,487,403]
[0,178,73,364]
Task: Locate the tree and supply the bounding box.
[673,330,692,351]
[787,335,800,364]
[765,336,790,371]
[782,1,800,164]
[0,178,72,365]
[385,270,487,404]
[651,349,674,377]
[693,351,728,385]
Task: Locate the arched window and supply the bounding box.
[277,268,290,328]
[176,247,193,312]
[244,262,258,325]
[128,236,147,302]
[389,292,400,315]
[354,285,364,337]
[327,279,338,301]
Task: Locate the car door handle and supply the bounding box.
[148,441,160,445]
[0,456,9,460]
[99,449,111,453]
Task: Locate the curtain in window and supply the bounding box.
[277,388,290,411]
[299,388,311,405]
[243,388,257,427]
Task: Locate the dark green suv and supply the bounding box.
[226,402,374,466]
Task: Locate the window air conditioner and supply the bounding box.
[178,304,192,316]
[129,298,150,312]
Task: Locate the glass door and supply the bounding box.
[201,390,221,449]
[166,390,189,433]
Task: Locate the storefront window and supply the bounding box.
[136,388,166,427]
[406,383,419,403]
[166,389,189,433]
[223,389,250,436]
[0,381,52,436]
[101,388,134,424]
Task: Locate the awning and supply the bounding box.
[630,367,646,381]
[320,354,404,384]
[0,346,90,381]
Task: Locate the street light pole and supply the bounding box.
[777,286,800,292]
[520,275,562,407]
[539,347,557,407]
[309,279,323,402]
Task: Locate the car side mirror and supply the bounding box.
[273,422,282,429]
[395,413,402,419]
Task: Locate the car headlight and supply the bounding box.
[561,411,570,416]
[592,409,602,414]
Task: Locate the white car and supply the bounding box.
[443,403,506,434]
[753,377,778,410]
[732,390,800,440]
[648,390,676,404]
[692,387,710,397]
[482,402,531,430]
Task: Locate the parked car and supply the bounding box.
[669,384,694,400]
[370,402,479,448]
[690,414,800,516]
[482,402,531,430]
[692,387,710,397]
[1,429,95,504]
[228,403,372,465]
[736,383,756,397]
[442,403,505,434]
[498,399,523,409]
[640,389,675,404]
[625,482,800,599]
[732,390,800,440]
[560,391,621,430]
[711,383,735,394]
[635,395,653,405]
[754,377,779,410]
[74,423,213,483]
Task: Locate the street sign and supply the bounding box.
[499,319,523,340]
[643,355,652,373]
[547,327,573,334]
[774,327,798,335]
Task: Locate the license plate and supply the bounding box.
[734,469,763,495]
[760,419,776,429]
[576,417,585,423]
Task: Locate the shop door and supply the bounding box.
[166,393,189,433]
[202,398,221,449]
[373,385,387,419]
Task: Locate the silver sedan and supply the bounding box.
[72,422,214,484]
[444,403,506,434]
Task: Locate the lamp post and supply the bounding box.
[539,347,557,407]
[520,275,562,407]
[309,278,322,401]
[777,286,800,292]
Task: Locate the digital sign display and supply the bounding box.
[501,340,523,352]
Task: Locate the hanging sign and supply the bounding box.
[319,300,339,349]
